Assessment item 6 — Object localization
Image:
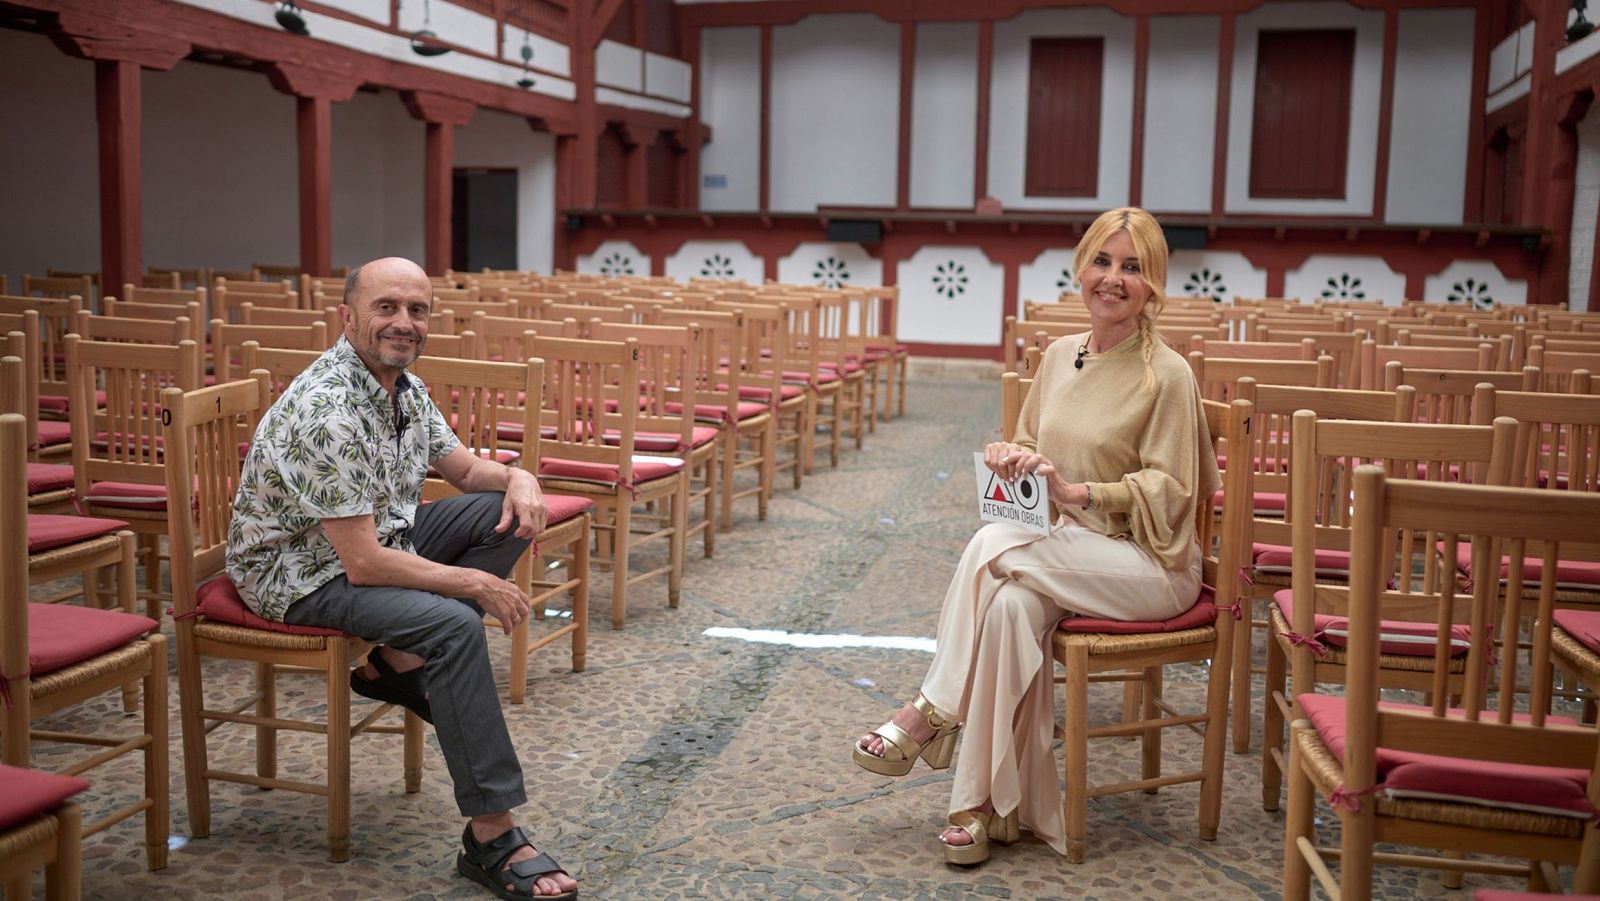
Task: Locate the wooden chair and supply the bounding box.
[148,266,209,289]
[1257,327,1368,388]
[1384,362,1540,426]
[72,310,195,347]
[208,320,328,384]
[588,321,722,559]
[1261,411,1515,811]
[22,275,93,306]
[0,764,86,901]
[237,302,340,341]
[102,298,203,345]
[1188,353,1334,403]
[118,284,208,325]
[771,293,846,474]
[1527,346,1600,394]
[1024,377,1250,863]
[161,378,424,862]
[527,335,689,629]
[1283,470,1600,900]
[1229,382,1416,754]
[407,355,591,703]
[712,300,808,492]
[0,296,79,423]
[1359,340,1497,390]
[250,262,301,283]
[859,285,909,422]
[65,335,203,616]
[1,413,168,880]
[212,282,297,326]
[0,313,74,468]
[813,291,868,453]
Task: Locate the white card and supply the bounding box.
[973,452,1052,535]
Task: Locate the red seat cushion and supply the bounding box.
[728,383,806,402]
[37,390,107,416]
[25,463,74,494]
[539,456,685,488]
[33,420,72,448]
[1455,542,1600,590]
[82,480,167,510]
[194,577,347,637]
[1554,609,1600,654]
[781,369,840,385]
[542,492,594,526]
[28,603,158,675]
[1059,584,1217,633]
[820,361,865,375]
[1253,544,1351,578]
[1274,590,1471,658]
[664,400,768,424]
[26,514,128,554]
[602,425,720,453]
[1298,693,1592,818]
[0,764,90,832]
[495,422,559,443]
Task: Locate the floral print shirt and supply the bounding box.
[226,337,460,621]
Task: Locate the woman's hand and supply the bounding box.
[984,442,1040,481]
[1033,462,1090,509]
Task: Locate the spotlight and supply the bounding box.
[275,0,309,36]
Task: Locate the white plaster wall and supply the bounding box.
[909,22,978,209]
[1569,107,1600,312]
[142,61,299,273]
[1166,251,1267,301]
[645,53,693,103]
[1226,2,1383,216]
[989,7,1135,211]
[0,30,99,292]
[665,240,762,284]
[596,40,645,92]
[502,28,572,79]
[1018,247,1082,310]
[770,14,900,211]
[1424,260,1528,308]
[1284,255,1406,306]
[699,27,762,211]
[1141,16,1219,214]
[1488,28,1520,93]
[577,240,649,277]
[897,246,1004,345]
[776,242,883,288]
[1385,9,1473,225]
[331,89,426,270]
[454,107,557,275]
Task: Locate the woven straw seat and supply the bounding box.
[0,764,85,900]
[1267,606,1470,674]
[190,620,337,651]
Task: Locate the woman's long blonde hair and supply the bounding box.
[1072,207,1169,390]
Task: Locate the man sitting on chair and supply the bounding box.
[226,256,579,900]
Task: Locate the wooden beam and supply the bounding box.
[1370,4,1398,221]
[296,95,334,277]
[896,22,915,211]
[1211,13,1235,217]
[95,59,142,294]
[975,20,993,203]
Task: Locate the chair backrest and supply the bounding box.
[1526,346,1600,394]
[101,299,204,345]
[120,284,207,318]
[588,321,698,452]
[1397,332,1515,372]
[24,274,94,303]
[1256,327,1369,388]
[0,295,80,399]
[1000,371,1031,442]
[209,320,329,384]
[213,284,300,326]
[1384,362,1539,425]
[1359,340,1496,390]
[160,379,267,619]
[1,413,33,737]
[238,302,339,339]
[1187,352,1334,403]
[241,344,323,406]
[66,334,202,500]
[251,262,301,282]
[73,309,195,346]
[470,312,580,363]
[0,313,41,444]
[1337,469,1600,818]
[148,266,208,289]
[408,356,542,501]
[1195,337,1317,362]
[525,335,641,479]
[1472,388,1600,495]
[654,307,745,421]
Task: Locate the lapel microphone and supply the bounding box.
[1074,343,1089,370]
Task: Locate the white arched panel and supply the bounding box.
[1424,260,1528,309]
[776,242,883,289]
[665,240,763,284]
[1284,255,1406,306]
[1166,251,1267,302]
[1018,247,1081,311]
[576,240,648,277]
[897,246,1004,345]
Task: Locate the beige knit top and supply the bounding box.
[1013,329,1220,570]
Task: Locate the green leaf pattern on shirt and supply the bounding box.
[225,337,460,621]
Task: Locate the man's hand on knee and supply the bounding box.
[496,468,548,538]
[470,570,533,634]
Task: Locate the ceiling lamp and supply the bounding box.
[516,31,536,89]
[410,0,451,57]
[275,0,310,36]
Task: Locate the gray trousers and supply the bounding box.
[284,492,530,816]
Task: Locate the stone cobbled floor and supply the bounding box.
[26,367,1541,899]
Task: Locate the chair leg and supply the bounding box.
[325,652,352,863]
[1262,633,1287,812]
[510,552,532,705]
[1062,646,1090,864]
[43,803,81,901]
[700,449,716,558]
[719,427,737,531]
[403,711,424,794]
[256,662,277,780]
[1574,824,1600,893]
[1282,726,1315,901]
[1140,666,1162,790]
[142,634,169,870]
[668,473,687,607]
[572,520,590,673]
[759,418,775,518]
[174,625,212,839]
[611,502,631,630]
[896,353,908,418]
[827,386,842,467]
[117,535,139,713]
[801,390,818,476]
[1231,594,1254,753]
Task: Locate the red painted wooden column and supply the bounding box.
[1128,16,1149,208]
[759,24,773,212]
[1211,14,1235,217]
[974,21,993,202]
[896,22,915,210]
[1370,5,1399,221]
[269,64,360,277]
[403,91,476,276]
[95,59,142,295]
[1520,0,1562,229]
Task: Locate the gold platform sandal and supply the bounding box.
[852,694,960,777]
[941,809,1019,866]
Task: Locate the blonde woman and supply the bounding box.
[852,207,1219,864]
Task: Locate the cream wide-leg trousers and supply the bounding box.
[919,518,1201,855]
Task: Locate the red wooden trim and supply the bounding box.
[1371,6,1398,220]
[1247,29,1355,199]
[95,58,142,295]
[685,25,703,208]
[1464,0,1490,221]
[296,95,333,277]
[1519,1,1561,226]
[899,341,1004,360]
[572,1,600,210]
[52,10,189,69]
[403,90,477,127]
[975,20,993,202]
[1129,15,1150,209]
[423,122,454,276]
[674,0,1438,30]
[1024,37,1102,197]
[1211,13,1235,216]
[759,24,772,213]
[1588,176,1600,309]
[896,22,915,211]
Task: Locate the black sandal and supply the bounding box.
[457,824,577,900]
[349,648,432,724]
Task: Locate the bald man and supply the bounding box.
[227,257,579,899]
